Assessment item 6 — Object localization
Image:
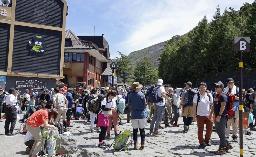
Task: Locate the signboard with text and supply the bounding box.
[234,37,250,52]
[0,6,11,20]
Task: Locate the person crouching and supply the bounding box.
[26,102,56,157]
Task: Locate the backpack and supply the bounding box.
[147,86,163,103]
[116,97,126,114]
[196,93,211,115]
[113,130,131,151]
[87,96,101,114]
[184,89,195,107]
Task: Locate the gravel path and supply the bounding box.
[1,115,256,157]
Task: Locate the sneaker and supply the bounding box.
[98,142,109,148]
[205,141,211,146]
[198,143,206,149]
[225,144,233,150]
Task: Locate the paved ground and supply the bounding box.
[1,115,256,157]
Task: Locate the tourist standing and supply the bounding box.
[0,88,5,120]
[213,81,232,155]
[128,82,147,150]
[171,88,181,127]
[101,90,119,138]
[224,78,239,141]
[181,81,196,133]
[150,79,167,135]
[4,88,18,136]
[193,82,213,149]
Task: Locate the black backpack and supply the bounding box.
[87,96,101,114]
[184,89,195,107]
[151,86,163,103]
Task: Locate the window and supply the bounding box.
[64,53,69,62]
[72,53,77,62]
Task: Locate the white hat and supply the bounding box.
[157,79,163,86]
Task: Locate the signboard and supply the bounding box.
[110,62,117,69]
[234,37,250,52]
[0,6,11,20]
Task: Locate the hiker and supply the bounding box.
[164,87,173,127]
[181,81,196,133]
[26,102,56,157]
[128,82,147,150]
[22,95,37,122]
[88,89,101,132]
[53,88,68,132]
[193,82,213,149]
[101,90,118,138]
[0,88,5,120]
[4,88,18,136]
[22,89,31,111]
[150,79,167,135]
[213,81,232,155]
[245,88,255,130]
[170,88,181,127]
[224,78,239,141]
[145,85,155,123]
[66,88,74,126]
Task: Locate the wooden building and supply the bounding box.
[0,0,67,92]
[64,30,109,88]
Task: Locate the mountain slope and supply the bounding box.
[128,41,167,68]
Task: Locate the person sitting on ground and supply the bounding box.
[128,82,147,150]
[26,102,56,157]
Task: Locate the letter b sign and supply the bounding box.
[234,37,250,52]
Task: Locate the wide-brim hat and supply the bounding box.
[131,82,143,90]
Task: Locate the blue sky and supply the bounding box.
[66,0,254,58]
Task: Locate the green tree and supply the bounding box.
[115,52,133,83]
[134,57,158,85]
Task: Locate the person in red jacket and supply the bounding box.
[26,102,56,157]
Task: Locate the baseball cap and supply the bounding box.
[214,81,224,89]
[186,81,192,87]
[227,78,234,83]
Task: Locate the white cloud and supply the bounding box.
[117,0,254,55]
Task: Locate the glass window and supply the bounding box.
[64,53,69,62]
[80,54,84,62]
[72,53,77,62]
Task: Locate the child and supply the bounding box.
[76,104,84,120]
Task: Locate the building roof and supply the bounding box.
[78,35,109,49]
[65,29,83,47]
[101,62,112,76]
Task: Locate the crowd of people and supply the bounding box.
[0,77,255,156]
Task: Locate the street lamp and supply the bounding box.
[110,61,117,87]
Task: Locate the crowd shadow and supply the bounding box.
[171,145,216,157]
[16,151,27,156]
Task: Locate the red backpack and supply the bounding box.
[226,94,235,119]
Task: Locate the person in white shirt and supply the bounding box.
[4,88,18,136]
[150,79,167,135]
[193,82,213,149]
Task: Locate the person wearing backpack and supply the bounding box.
[145,85,155,123]
[149,79,167,135]
[53,88,68,132]
[192,82,213,149]
[170,88,181,127]
[181,81,195,133]
[223,78,239,141]
[88,89,100,133]
[128,82,147,150]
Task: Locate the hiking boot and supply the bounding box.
[98,141,110,148]
[198,143,206,149]
[214,148,226,155]
[245,131,251,135]
[140,141,145,150]
[134,142,138,150]
[225,144,233,151]
[183,125,188,133]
